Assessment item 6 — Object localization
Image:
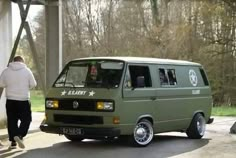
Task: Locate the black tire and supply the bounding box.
[130,119,154,147]
[64,135,84,142]
[118,135,129,143]
[186,113,206,139]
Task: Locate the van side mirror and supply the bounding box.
[136,76,145,88]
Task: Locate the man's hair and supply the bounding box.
[13,56,24,63]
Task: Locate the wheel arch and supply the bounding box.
[136,114,154,125]
[193,110,205,118]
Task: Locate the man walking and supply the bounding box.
[0,56,37,149]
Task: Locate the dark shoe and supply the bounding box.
[14,136,25,149]
[8,141,17,150]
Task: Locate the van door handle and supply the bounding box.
[150,97,157,100]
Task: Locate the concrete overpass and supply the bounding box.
[0,0,62,127]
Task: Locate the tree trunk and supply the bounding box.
[150,0,159,26]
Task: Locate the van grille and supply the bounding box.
[58,99,96,111]
[54,114,103,125]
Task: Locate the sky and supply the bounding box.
[12,3,42,38]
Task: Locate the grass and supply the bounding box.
[211,106,236,117]
[30,90,236,116]
[30,90,45,112]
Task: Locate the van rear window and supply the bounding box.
[200,68,209,86]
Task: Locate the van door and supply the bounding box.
[155,65,189,132]
[122,64,156,124]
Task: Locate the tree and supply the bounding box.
[29,0,236,105]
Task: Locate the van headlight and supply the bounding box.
[46,100,59,109]
[96,101,114,111]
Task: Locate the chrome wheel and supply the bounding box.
[133,119,153,146]
[197,115,206,136]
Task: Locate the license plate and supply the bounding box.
[61,127,84,135]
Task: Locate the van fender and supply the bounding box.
[135,114,154,125]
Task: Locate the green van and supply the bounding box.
[40,57,213,147]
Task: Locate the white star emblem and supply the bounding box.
[89,91,95,96]
[61,90,67,96]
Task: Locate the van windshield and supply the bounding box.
[53,60,124,88]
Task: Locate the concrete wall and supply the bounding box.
[0,0,12,128]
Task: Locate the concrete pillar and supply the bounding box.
[45,0,62,89]
[0,0,12,127]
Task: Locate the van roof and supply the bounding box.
[72,57,201,66]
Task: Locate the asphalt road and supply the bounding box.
[0,117,236,158]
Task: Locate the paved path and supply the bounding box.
[0,116,235,158]
[0,112,44,141]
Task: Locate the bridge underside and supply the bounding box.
[0,0,62,98]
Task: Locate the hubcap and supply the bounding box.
[136,128,146,138]
[134,121,153,145]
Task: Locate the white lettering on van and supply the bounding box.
[68,90,87,95]
[189,69,198,87]
[61,90,87,96]
[60,90,95,96]
[192,90,200,95]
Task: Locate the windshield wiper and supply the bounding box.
[65,82,76,88]
[55,81,75,88]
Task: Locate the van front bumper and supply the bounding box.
[40,123,121,139]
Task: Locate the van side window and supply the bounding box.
[200,68,209,86]
[159,68,177,86]
[128,66,152,88]
[159,69,168,85]
[167,69,177,85]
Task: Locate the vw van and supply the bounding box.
[40,57,213,147]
